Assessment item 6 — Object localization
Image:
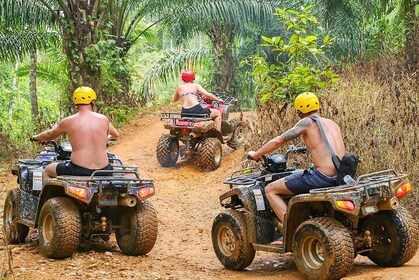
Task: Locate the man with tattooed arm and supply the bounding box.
[247,92,345,225]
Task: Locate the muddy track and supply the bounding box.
[0,107,417,280]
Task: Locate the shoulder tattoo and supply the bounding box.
[280,117,313,142]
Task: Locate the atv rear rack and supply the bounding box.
[309,169,406,195]
[161,112,211,122]
[161,112,216,131]
[56,168,153,183]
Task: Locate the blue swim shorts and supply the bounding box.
[284,169,337,195]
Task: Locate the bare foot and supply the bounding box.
[271,238,283,245]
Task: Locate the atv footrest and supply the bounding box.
[253,243,283,253]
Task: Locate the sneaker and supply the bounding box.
[273,217,284,235]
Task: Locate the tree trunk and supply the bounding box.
[29,46,40,128]
[61,1,102,112]
[207,24,236,96]
[405,1,418,73]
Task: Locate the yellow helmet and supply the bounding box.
[73,86,97,105]
[294,92,320,113]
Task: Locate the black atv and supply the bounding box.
[211,146,418,280]
[3,141,158,259]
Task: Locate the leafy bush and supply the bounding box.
[248,6,338,104]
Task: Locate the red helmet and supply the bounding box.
[181,70,195,82]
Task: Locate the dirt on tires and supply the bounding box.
[0,106,418,280]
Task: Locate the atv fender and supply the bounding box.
[34,180,71,227]
[219,184,276,244]
[283,193,358,252]
[205,128,224,143]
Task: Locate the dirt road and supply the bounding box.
[0,107,418,280]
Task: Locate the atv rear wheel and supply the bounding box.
[38,197,81,259]
[116,201,158,256]
[3,189,29,243]
[199,138,222,171]
[227,118,248,150]
[293,217,354,280]
[156,134,179,167]
[359,207,418,266]
[212,210,255,270]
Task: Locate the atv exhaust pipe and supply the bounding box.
[377,197,399,210]
[118,195,137,207]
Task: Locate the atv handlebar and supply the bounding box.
[247,145,306,162]
[285,145,307,160]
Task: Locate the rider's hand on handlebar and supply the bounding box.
[30,136,46,145]
[247,151,260,161]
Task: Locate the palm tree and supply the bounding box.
[1,0,160,103]
[144,0,285,95]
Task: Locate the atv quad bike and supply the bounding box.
[3,141,158,259]
[156,93,248,171]
[211,146,418,280]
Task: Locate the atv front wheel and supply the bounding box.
[359,207,418,266]
[293,217,354,280]
[38,197,81,258]
[199,138,222,171]
[212,210,255,270]
[156,134,179,167]
[227,118,248,150]
[116,201,158,256]
[3,189,29,243]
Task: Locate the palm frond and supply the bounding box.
[141,48,212,94]
[0,0,57,29]
[16,56,68,87]
[0,30,60,62]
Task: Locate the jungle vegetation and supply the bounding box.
[0,1,418,200]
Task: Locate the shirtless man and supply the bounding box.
[172,70,223,131]
[31,86,120,179]
[247,92,345,224]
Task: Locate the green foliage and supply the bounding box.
[100,102,140,128]
[248,6,338,103]
[0,53,63,156]
[85,38,130,98]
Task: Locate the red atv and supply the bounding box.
[156,94,247,170]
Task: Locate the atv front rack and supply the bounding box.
[224,168,294,187]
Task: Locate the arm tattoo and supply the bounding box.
[280,117,313,142]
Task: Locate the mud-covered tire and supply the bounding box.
[38,197,81,259]
[156,134,179,167]
[293,217,355,280]
[199,138,222,171]
[359,207,419,266]
[211,210,255,270]
[3,189,29,243]
[227,118,248,150]
[116,201,158,256]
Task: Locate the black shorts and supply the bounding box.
[181,104,211,117]
[56,161,113,176]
